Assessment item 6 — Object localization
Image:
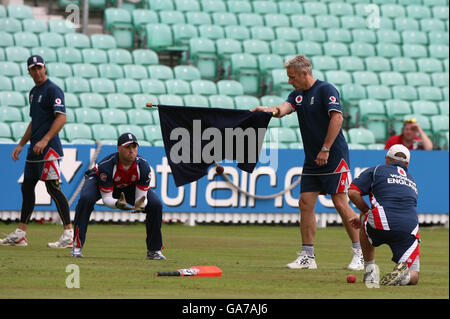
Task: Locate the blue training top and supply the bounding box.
[286,79,349,174]
[27,79,65,162]
[350,162,419,235]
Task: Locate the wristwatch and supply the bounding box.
[321,146,330,152]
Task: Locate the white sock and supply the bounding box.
[15,228,26,236]
[64,229,74,238]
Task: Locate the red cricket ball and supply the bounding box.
[347,274,356,283]
[215,165,224,174]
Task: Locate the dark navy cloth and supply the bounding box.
[27,79,65,161]
[157,105,272,186]
[350,162,419,234]
[286,79,349,174]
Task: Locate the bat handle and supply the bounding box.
[146,103,153,108]
[156,271,181,276]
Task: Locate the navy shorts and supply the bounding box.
[24,159,61,180]
[365,223,420,271]
[300,171,349,194]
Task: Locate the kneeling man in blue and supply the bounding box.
[71,133,165,260]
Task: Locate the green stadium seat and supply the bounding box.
[268,127,298,144]
[132,9,159,34]
[47,62,72,78]
[50,77,65,91]
[0,75,13,91]
[0,106,22,122]
[148,65,174,80]
[198,24,225,40]
[106,93,133,109]
[420,18,446,32]
[402,30,428,45]
[365,56,391,72]
[172,23,198,48]
[217,80,244,97]
[227,53,259,95]
[438,101,449,115]
[405,72,431,87]
[224,25,250,42]
[385,99,412,134]
[430,115,449,145]
[442,87,449,101]
[275,27,301,42]
[132,49,158,66]
[146,0,174,11]
[64,33,90,49]
[106,49,132,65]
[30,47,56,63]
[329,2,353,16]
[303,1,328,16]
[429,44,449,59]
[311,55,338,71]
[407,5,432,19]
[267,116,280,128]
[74,108,102,124]
[185,11,211,26]
[159,10,185,25]
[56,47,82,64]
[341,83,367,103]
[64,92,79,109]
[115,78,141,95]
[64,123,92,141]
[0,91,25,107]
[183,94,209,107]
[260,95,284,107]
[268,68,290,96]
[352,29,376,44]
[417,57,444,73]
[91,124,118,141]
[390,57,417,73]
[366,85,392,101]
[187,37,218,79]
[104,8,132,31]
[212,12,238,27]
[348,127,376,146]
[429,31,449,46]
[71,63,98,79]
[302,28,327,43]
[80,48,107,65]
[419,86,444,102]
[38,32,64,49]
[257,54,284,78]
[265,13,290,28]
[201,0,227,13]
[208,94,234,109]
[123,64,148,80]
[280,115,299,129]
[140,79,166,95]
[326,28,352,43]
[323,42,349,57]
[101,108,128,125]
[432,73,449,87]
[379,71,405,86]
[127,109,154,125]
[358,99,389,142]
[234,95,260,110]
[0,122,12,140]
[48,19,75,34]
[411,100,440,117]
[190,79,217,96]
[296,41,323,56]
[216,38,242,76]
[165,79,191,95]
[252,1,278,15]
[132,93,159,108]
[10,121,29,140]
[90,34,117,50]
[0,31,14,47]
[432,6,449,20]
[79,92,106,109]
[402,44,428,59]
[173,65,201,81]
[350,42,375,57]
[143,124,163,142]
[64,77,90,94]
[376,43,401,58]
[227,1,252,14]
[392,85,418,101]
[326,71,352,86]
[270,39,296,56]
[338,56,365,71]
[340,15,366,30]
[89,78,115,95]
[5,46,30,63]
[352,71,379,86]
[0,4,4,18]
[290,14,315,29]
[13,32,39,48]
[98,63,124,79]
[278,1,303,15]
[376,30,401,46]
[346,143,366,150]
[117,124,145,141]
[242,39,270,55]
[315,15,340,30]
[0,17,22,33]
[250,26,275,42]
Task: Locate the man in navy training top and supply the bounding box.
[71,133,165,260]
[348,144,420,286]
[1,55,73,248]
[251,55,363,270]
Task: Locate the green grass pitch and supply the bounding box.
[0,222,448,299]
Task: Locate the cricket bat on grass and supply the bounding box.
[156,265,222,277]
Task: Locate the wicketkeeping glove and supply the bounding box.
[133,196,146,213]
[115,192,134,211]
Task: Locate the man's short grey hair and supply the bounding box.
[284,55,313,75]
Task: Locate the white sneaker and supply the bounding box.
[380,262,409,286]
[347,248,364,271]
[71,247,83,258]
[48,229,73,248]
[286,251,317,269]
[0,229,28,246]
[364,264,380,288]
